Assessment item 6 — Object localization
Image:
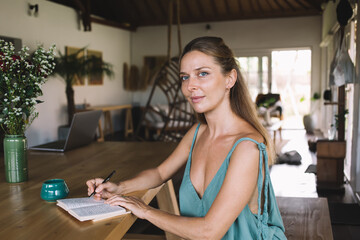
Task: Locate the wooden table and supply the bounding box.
[0,142,179,240]
[87,105,133,142]
[277,197,333,240]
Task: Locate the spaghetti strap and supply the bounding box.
[190,123,201,152]
[228,137,271,239]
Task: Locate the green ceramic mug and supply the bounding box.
[40,179,69,202]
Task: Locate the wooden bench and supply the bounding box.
[277,197,333,240]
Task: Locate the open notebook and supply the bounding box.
[57,197,129,222]
[30,110,102,152]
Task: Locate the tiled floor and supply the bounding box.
[107,127,360,239]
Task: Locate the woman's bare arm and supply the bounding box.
[87,125,198,198]
[106,140,260,240]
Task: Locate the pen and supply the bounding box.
[89,170,116,197]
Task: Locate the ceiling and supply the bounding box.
[48,0,328,31]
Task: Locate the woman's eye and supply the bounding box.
[199,72,208,77]
[180,75,189,81]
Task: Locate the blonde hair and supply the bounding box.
[180,36,275,164]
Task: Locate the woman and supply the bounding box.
[87,36,286,239]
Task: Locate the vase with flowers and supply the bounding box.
[0,40,56,183]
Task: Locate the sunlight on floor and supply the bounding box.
[270,129,318,198]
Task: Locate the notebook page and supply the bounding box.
[69,204,126,221]
[57,197,104,210]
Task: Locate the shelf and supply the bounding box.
[324,102,345,106]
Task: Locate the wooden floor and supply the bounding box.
[107,127,360,240]
[270,129,360,240]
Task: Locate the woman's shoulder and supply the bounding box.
[233,120,264,144]
[235,132,264,145]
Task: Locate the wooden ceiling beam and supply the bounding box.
[224,0,231,16]
[144,0,158,20]
[182,0,194,19]
[303,0,322,11]
[194,0,204,19]
[255,0,264,13]
[177,8,321,24]
[248,0,255,13]
[139,7,321,27]
[282,0,296,11]
[158,0,168,18]
[293,0,310,9]
[210,0,219,16]
[73,0,91,31]
[273,0,285,11]
[91,16,136,31]
[50,0,324,29]
[120,0,139,29]
[236,0,244,15]
[128,0,142,27]
[264,0,274,11]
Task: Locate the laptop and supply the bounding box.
[30,110,102,152]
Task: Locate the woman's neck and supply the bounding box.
[204,102,241,139]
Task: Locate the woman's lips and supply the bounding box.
[190,96,204,103]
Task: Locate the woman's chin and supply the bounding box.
[192,107,206,114]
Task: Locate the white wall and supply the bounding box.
[131,16,322,122]
[0,0,132,146]
[0,1,323,146]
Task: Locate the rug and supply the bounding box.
[328,202,360,225]
[276,150,302,165]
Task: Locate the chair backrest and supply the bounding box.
[255,93,283,119]
[255,93,281,108]
[136,57,197,142]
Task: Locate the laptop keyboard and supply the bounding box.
[36,140,66,149]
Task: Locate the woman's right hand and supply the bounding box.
[86,178,122,200]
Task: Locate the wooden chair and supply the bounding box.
[136,57,197,142]
[255,93,283,120]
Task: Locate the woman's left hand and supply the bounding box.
[105,195,151,219]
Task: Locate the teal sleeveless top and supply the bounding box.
[179,124,286,239]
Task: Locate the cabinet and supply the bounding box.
[316,140,346,192]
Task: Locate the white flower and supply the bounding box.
[12,96,20,102]
[0,40,56,135]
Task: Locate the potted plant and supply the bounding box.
[301,92,320,134]
[0,39,56,182]
[52,47,114,126]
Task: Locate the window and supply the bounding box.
[236,49,312,129]
[237,55,270,101]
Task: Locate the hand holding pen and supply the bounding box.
[88,170,116,198]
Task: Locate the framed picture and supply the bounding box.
[66,46,85,86]
[87,49,103,85]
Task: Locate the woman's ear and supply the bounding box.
[226,69,237,89]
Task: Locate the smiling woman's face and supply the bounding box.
[180,50,230,114]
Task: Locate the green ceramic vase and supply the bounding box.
[3,135,28,183]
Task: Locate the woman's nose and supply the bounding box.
[187,76,198,91]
